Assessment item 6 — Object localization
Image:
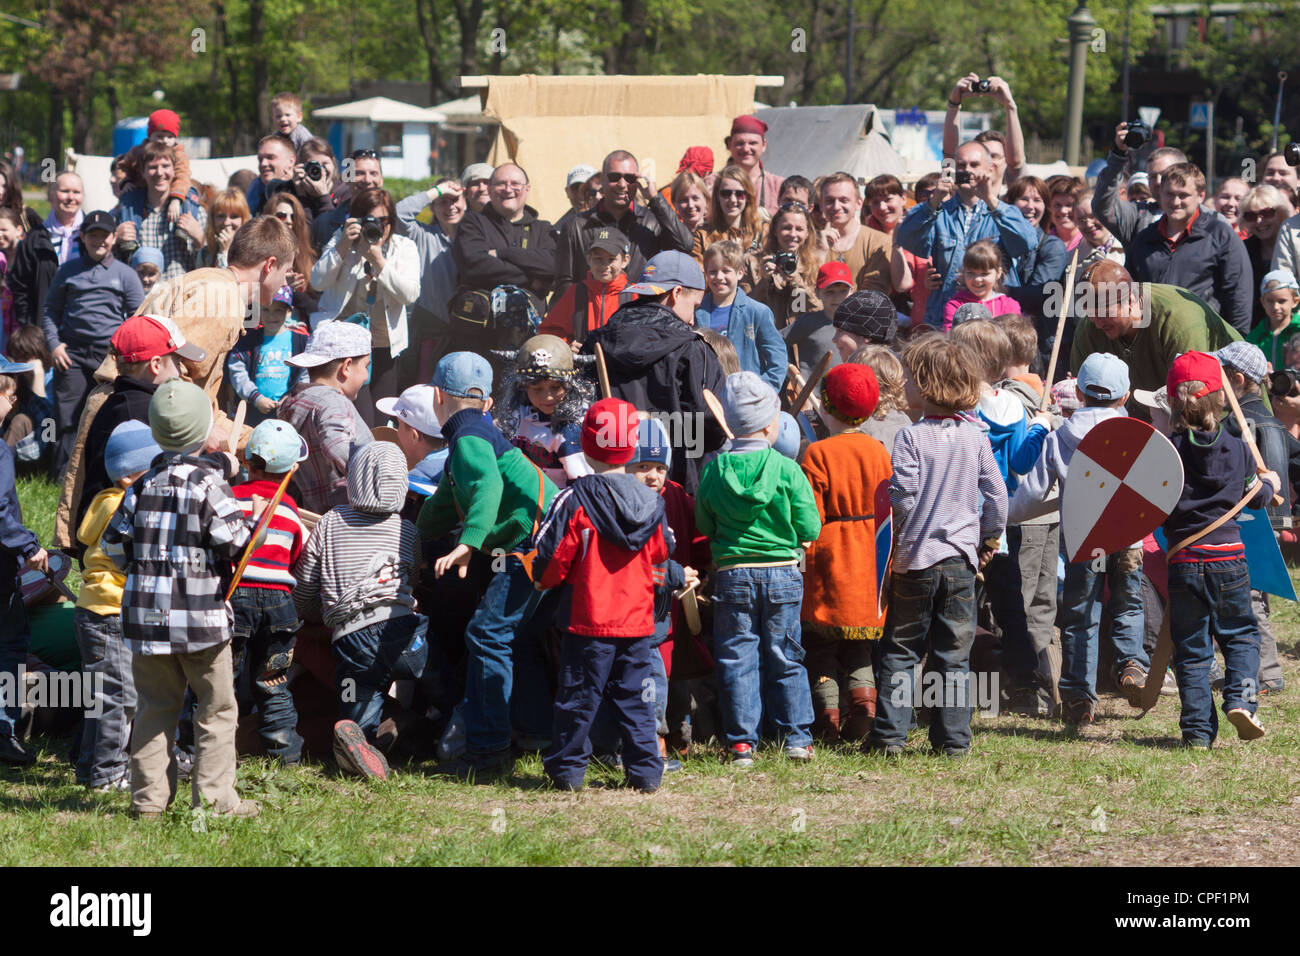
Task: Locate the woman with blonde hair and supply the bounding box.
[197,187,251,269]
[691,164,767,270]
[669,170,709,234]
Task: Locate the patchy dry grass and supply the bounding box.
[3,478,1298,865]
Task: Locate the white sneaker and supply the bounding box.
[1226,708,1266,741]
[784,745,814,761]
[91,774,130,793]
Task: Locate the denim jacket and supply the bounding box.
[695,287,786,389]
[897,196,1038,328]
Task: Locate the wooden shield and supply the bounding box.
[1061,416,1183,563]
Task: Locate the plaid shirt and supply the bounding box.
[100,452,253,655]
[277,382,373,515]
[138,203,206,281]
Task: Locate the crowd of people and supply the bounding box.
[0,74,1295,816]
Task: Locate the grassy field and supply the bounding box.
[4,477,1299,866]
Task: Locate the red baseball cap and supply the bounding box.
[111,314,207,365]
[817,261,853,290]
[147,109,181,139]
[1166,351,1222,399]
[581,398,639,465]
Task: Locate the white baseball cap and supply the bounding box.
[376,385,442,439]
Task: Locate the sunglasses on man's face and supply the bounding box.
[606,173,638,185]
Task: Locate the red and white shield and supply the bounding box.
[1061,417,1184,563]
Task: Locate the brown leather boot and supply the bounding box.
[841,688,877,741]
[812,708,841,743]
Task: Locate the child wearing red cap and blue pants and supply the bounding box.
[1163,351,1280,747]
[533,398,682,792]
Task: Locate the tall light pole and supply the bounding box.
[1064,3,1095,165]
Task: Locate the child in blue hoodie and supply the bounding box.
[950,319,1053,712]
[1009,352,1150,727]
[695,372,822,767]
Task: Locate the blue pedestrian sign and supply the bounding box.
[1189,102,1210,129]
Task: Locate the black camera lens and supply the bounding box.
[361,216,384,243]
[1124,121,1149,150]
[1285,142,1300,168]
[974,79,991,94]
[955,170,973,185]
[304,161,324,181]
[1270,368,1300,398]
[774,250,798,275]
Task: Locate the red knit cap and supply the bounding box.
[821,363,880,424]
[148,109,181,138]
[676,146,714,177]
[729,115,768,137]
[581,398,640,465]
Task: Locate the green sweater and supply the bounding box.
[1246,309,1300,371]
[695,443,822,566]
[416,410,556,553]
[1070,283,1242,416]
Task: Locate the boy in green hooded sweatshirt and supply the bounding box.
[417,352,562,779]
[695,371,822,768]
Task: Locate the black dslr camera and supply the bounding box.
[1270,368,1300,399]
[1284,142,1300,168]
[955,169,973,185]
[1124,121,1149,150]
[973,78,992,93]
[304,160,325,182]
[360,215,385,243]
[774,250,798,275]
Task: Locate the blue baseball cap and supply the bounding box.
[1077,351,1130,401]
[773,411,801,460]
[105,420,162,482]
[246,419,309,474]
[1260,269,1299,297]
[432,351,493,399]
[624,250,706,297]
[0,356,34,375]
[129,246,165,271]
[631,416,671,469]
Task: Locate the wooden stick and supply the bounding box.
[1039,249,1080,410]
[1220,360,1286,506]
[700,388,734,441]
[789,350,833,419]
[298,508,321,535]
[675,579,701,635]
[593,341,612,400]
[228,400,246,456]
[1136,617,1172,715]
[225,465,297,601]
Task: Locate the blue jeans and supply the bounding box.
[73,607,136,786]
[712,565,813,749]
[869,557,977,754]
[462,556,561,754]
[1059,552,1148,704]
[1168,557,1259,744]
[0,589,29,737]
[332,614,432,740]
[230,586,303,764]
[545,635,662,790]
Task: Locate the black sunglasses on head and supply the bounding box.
[351,148,379,160]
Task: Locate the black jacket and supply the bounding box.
[1127,210,1254,335]
[554,197,694,300]
[583,300,726,493]
[75,376,159,552]
[7,225,59,327]
[453,204,556,295]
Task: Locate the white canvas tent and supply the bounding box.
[755,105,907,182]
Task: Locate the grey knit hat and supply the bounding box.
[148,378,213,452]
[722,371,780,437]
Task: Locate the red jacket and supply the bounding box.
[534,473,671,637]
[540,271,628,343]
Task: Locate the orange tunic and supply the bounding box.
[800,431,893,637]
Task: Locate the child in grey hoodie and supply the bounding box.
[293,441,432,779]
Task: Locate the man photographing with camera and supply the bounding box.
[943,72,1027,190]
[1094,121,1207,251]
[897,139,1037,328]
